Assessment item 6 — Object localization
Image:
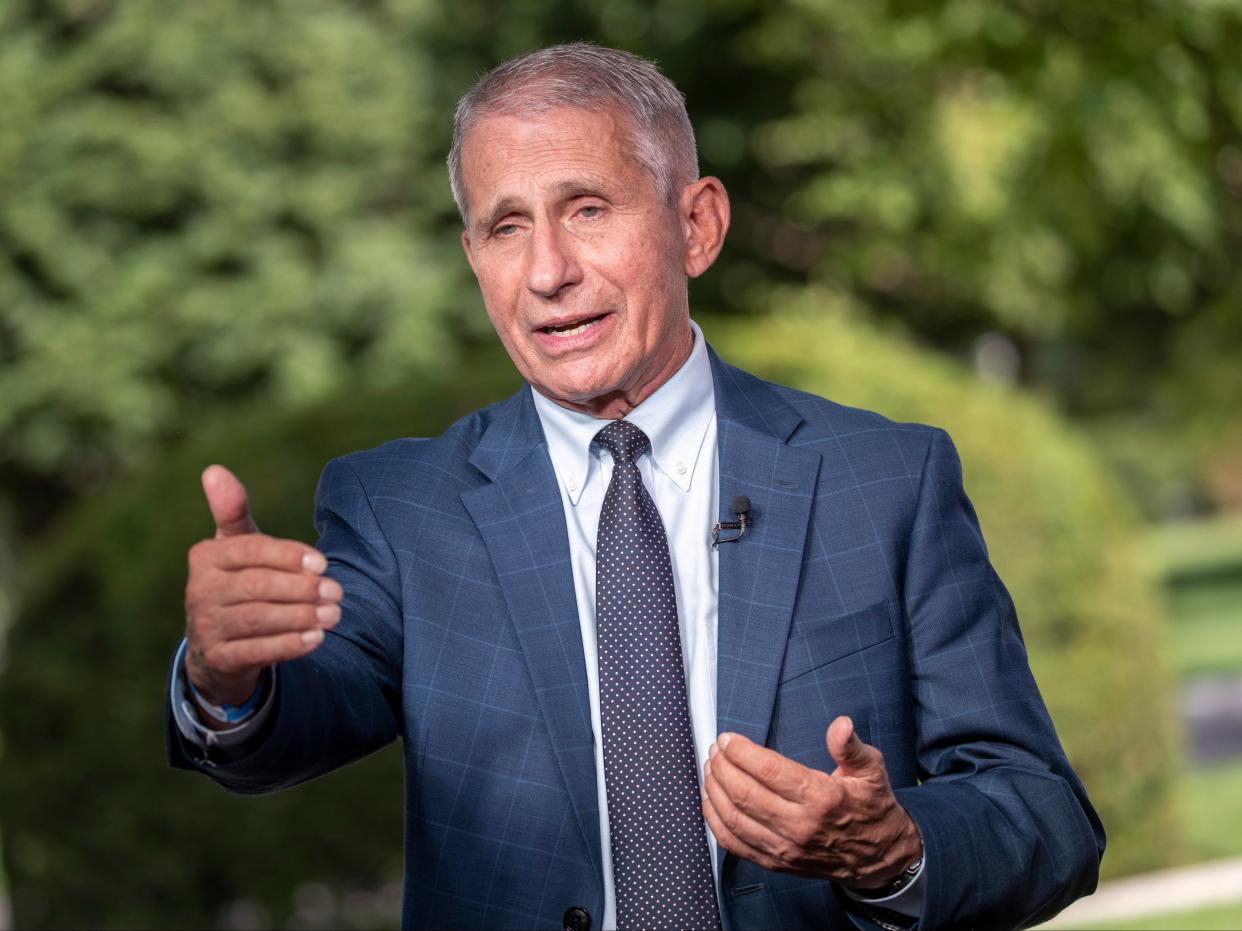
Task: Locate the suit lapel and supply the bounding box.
[456,355,821,886]
[460,387,603,886]
[709,350,822,750]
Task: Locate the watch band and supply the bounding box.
[852,855,924,899]
[851,899,918,931]
[187,675,264,724]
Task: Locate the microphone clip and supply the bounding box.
[712,495,752,548]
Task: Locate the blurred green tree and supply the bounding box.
[0,0,472,502]
[3,0,1239,523]
[730,0,1242,513]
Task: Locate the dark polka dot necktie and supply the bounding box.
[593,420,722,931]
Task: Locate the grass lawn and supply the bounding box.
[1166,582,1242,678]
[1079,901,1242,930]
[1149,516,1242,678]
[1077,525,1242,930]
[1181,756,1242,862]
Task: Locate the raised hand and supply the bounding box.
[702,716,923,890]
[183,465,341,722]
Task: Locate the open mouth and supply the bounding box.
[539,314,608,338]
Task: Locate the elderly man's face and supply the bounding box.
[460,106,722,418]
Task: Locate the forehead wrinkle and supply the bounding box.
[462,109,647,230]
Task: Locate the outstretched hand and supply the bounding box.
[183,465,341,717]
[702,716,923,890]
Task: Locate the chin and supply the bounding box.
[541,369,620,404]
[550,383,612,406]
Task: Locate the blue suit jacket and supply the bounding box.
[169,349,1104,930]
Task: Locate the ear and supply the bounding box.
[680,177,731,279]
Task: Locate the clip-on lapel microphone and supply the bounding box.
[711,495,751,548]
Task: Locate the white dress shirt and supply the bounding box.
[532,320,721,930]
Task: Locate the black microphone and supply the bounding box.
[712,495,752,548]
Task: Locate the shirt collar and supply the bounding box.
[532,319,716,505]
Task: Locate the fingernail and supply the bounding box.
[708,743,717,759]
[318,578,342,601]
[704,759,712,778]
[718,732,733,748]
[315,604,340,625]
[301,629,324,645]
[303,551,327,573]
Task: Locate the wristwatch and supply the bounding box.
[851,899,918,931]
[857,855,924,899]
[846,856,924,931]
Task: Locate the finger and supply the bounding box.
[702,779,783,873]
[212,601,341,641]
[215,568,343,607]
[202,465,259,538]
[715,731,815,803]
[207,628,328,674]
[703,754,798,858]
[209,535,327,574]
[707,740,805,835]
[826,716,884,779]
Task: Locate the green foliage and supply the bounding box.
[0,0,474,481]
[0,345,520,930]
[706,298,1182,880]
[741,1,1242,403]
[6,0,1239,516]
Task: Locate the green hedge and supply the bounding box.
[0,308,1180,927]
[0,347,521,930]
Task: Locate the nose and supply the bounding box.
[525,223,582,299]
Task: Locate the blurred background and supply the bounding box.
[1,0,1240,927]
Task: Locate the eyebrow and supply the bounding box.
[473,180,610,235]
[474,198,520,236]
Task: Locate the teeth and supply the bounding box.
[546,317,601,337]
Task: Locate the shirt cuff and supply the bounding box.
[842,857,925,919]
[169,639,277,758]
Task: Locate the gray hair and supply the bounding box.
[448,43,699,225]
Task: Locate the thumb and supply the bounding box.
[201,464,259,537]
[826,715,881,779]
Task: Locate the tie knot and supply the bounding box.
[594,420,649,466]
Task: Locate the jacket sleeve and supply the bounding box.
[166,456,404,793]
[893,428,1105,930]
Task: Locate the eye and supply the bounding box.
[577,204,603,219]
[494,222,520,237]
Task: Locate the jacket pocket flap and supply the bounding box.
[779,603,896,684]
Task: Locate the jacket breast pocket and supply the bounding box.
[779,602,897,684]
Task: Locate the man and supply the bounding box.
[169,44,1104,930]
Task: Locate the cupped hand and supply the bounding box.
[702,716,923,890]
